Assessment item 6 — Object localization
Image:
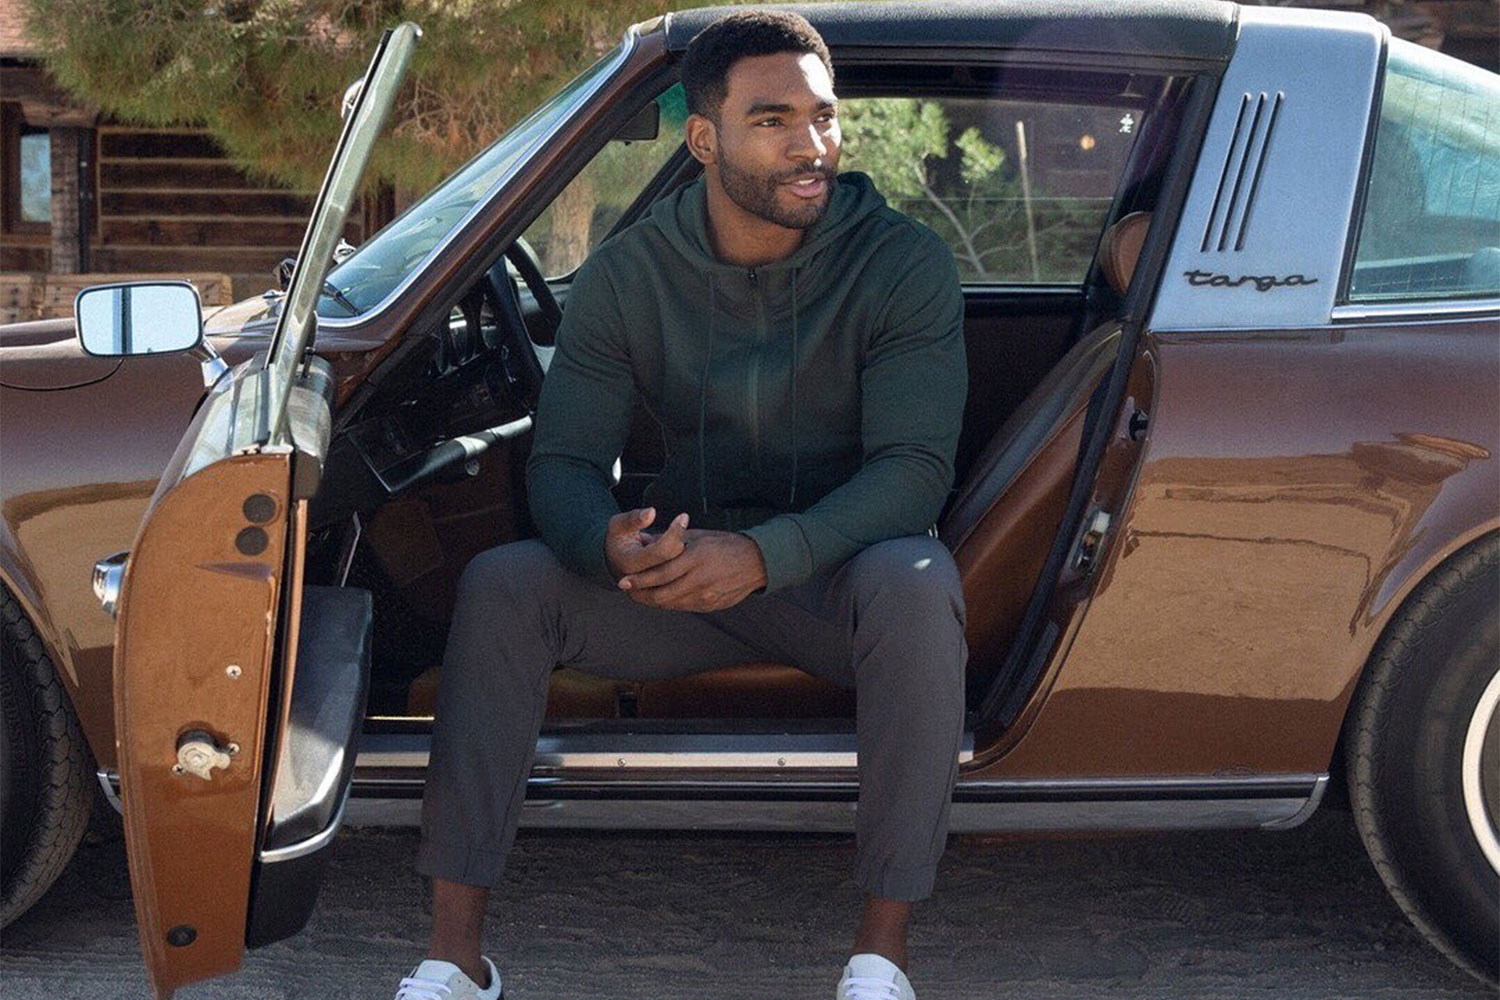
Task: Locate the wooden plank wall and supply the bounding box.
[94,124,367,300]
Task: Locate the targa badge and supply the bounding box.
[1184,269,1319,292]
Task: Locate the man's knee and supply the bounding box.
[456,538,559,610]
[844,535,966,630]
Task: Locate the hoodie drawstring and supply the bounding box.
[697,272,716,516]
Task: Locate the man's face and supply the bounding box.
[709,51,841,230]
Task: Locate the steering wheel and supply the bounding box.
[483,236,562,416]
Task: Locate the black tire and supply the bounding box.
[1345,532,1499,986]
[0,585,95,928]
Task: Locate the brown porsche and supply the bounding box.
[0,4,1496,997]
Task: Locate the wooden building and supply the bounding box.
[1,8,394,321]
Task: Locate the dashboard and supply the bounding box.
[311,287,534,528]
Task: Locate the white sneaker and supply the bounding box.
[837,953,916,1000]
[393,956,502,1000]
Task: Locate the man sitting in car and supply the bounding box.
[396,11,969,1000]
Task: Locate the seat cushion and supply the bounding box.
[636,663,855,718]
[1098,211,1151,295]
[407,665,626,718]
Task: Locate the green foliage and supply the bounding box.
[19,0,682,193]
[842,95,1102,282]
[839,97,955,200]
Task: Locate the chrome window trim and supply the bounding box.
[1331,297,1500,322]
[266,23,419,442]
[315,27,640,332]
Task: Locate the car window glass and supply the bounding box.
[323,43,629,317]
[1349,39,1500,302]
[523,84,688,278]
[839,95,1142,283]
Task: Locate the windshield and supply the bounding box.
[322,40,630,318]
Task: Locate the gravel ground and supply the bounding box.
[1,800,1492,1000]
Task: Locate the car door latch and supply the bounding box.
[173,729,239,780]
[1073,509,1113,573]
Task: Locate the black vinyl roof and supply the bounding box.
[663,0,1238,64]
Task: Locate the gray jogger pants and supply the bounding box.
[413,533,968,901]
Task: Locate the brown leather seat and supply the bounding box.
[407,212,1151,720]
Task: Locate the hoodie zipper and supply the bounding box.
[746,266,764,476]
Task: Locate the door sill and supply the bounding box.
[97,751,1327,835]
[353,728,974,788]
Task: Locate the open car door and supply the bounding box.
[106,24,418,999]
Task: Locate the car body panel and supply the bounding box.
[0,320,410,770]
[0,345,253,769]
[980,315,1499,778]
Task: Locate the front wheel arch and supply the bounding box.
[0,583,95,928]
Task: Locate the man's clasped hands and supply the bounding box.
[604,507,769,613]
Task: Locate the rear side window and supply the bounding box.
[840,95,1142,284]
[1349,40,1500,302]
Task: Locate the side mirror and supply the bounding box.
[75,281,204,358]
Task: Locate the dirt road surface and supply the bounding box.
[1,800,1491,999]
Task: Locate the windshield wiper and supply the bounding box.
[321,281,359,316]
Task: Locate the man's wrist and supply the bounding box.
[738,533,769,591]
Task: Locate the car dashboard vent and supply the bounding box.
[1200,90,1285,253]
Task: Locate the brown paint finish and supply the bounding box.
[969,317,1499,779]
[113,452,291,999]
[1,348,226,770]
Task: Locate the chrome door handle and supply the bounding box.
[92,551,129,619]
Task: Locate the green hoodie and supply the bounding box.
[526,170,968,594]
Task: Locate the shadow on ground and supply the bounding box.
[0,800,1491,999]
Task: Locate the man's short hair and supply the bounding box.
[680,10,834,121]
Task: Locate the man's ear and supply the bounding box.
[685,112,717,167]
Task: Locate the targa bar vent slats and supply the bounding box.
[1199,91,1285,253]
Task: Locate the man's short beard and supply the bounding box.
[717,152,836,230]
